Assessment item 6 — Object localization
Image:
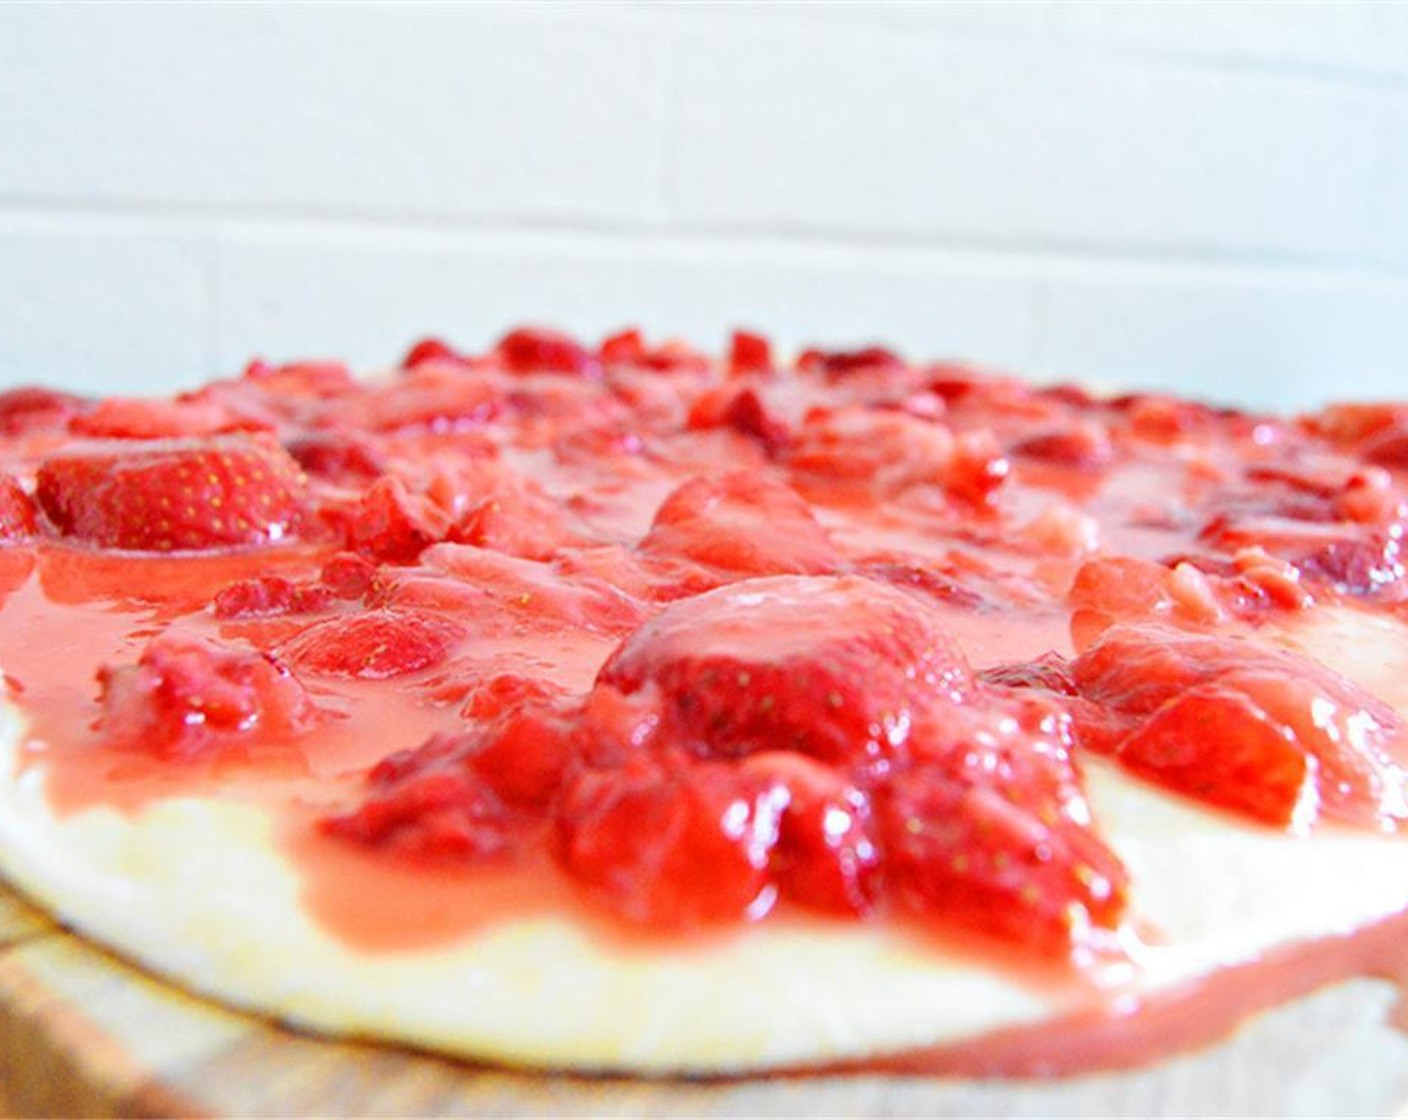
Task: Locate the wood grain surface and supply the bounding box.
[3,875,1408,1118]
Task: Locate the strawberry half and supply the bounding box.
[36,436,309,552]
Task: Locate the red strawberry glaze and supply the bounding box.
[2,328,1408,1077]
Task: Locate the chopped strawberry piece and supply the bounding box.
[1071,625,1408,829]
[947,430,1011,508]
[281,609,465,679]
[0,477,36,541]
[450,486,583,561]
[855,552,985,611]
[599,328,709,373]
[877,745,1127,952]
[319,552,378,599]
[1200,514,1404,597]
[495,326,599,376]
[639,472,838,579]
[212,575,334,619]
[285,431,386,481]
[686,388,789,455]
[741,751,878,916]
[1307,402,1408,445]
[459,672,568,722]
[1116,395,1216,442]
[980,653,1079,695]
[1358,424,1408,468]
[727,329,773,376]
[68,397,243,440]
[462,708,577,809]
[329,704,577,860]
[556,759,787,927]
[1010,424,1114,470]
[1117,686,1315,825]
[362,376,501,432]
[0,386,87,436]
[324,761,514,862]
[35,436,309,553]
[421,543,646,635]
[598,575,971,772]
[401,337,472,371]
[347,476,449,564]
[96,633,321,759]
[599,328,646,366]
[785,407,955,495]
[797,346,905,377]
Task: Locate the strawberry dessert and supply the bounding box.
[0,327,1406,1089]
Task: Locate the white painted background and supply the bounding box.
[2,1,1406,409]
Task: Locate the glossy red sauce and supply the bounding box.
[3,332,1408,1075]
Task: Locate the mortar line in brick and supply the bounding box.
[2,198,1405,287]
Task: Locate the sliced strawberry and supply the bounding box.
[1071,625,1408,829]
[36,436,309,552]
[597,575,971,773]
[555,757,787,927]
[280,609,465,679]
[96,633,321,759]
[0,477,37,541]
[495,326,599,376]
[638,472,838,579]
[212,575,334,619]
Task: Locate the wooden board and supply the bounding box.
[3,876,1408,1119]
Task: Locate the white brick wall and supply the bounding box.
[1,2,1405,410]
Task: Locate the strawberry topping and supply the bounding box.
[0,476,37,541]
[280,609,466,679]
[597,575,970,771]
[638,472,838,582]
[36,436,309,552]
[1070,625,1408,829]
[96,633,322,759]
